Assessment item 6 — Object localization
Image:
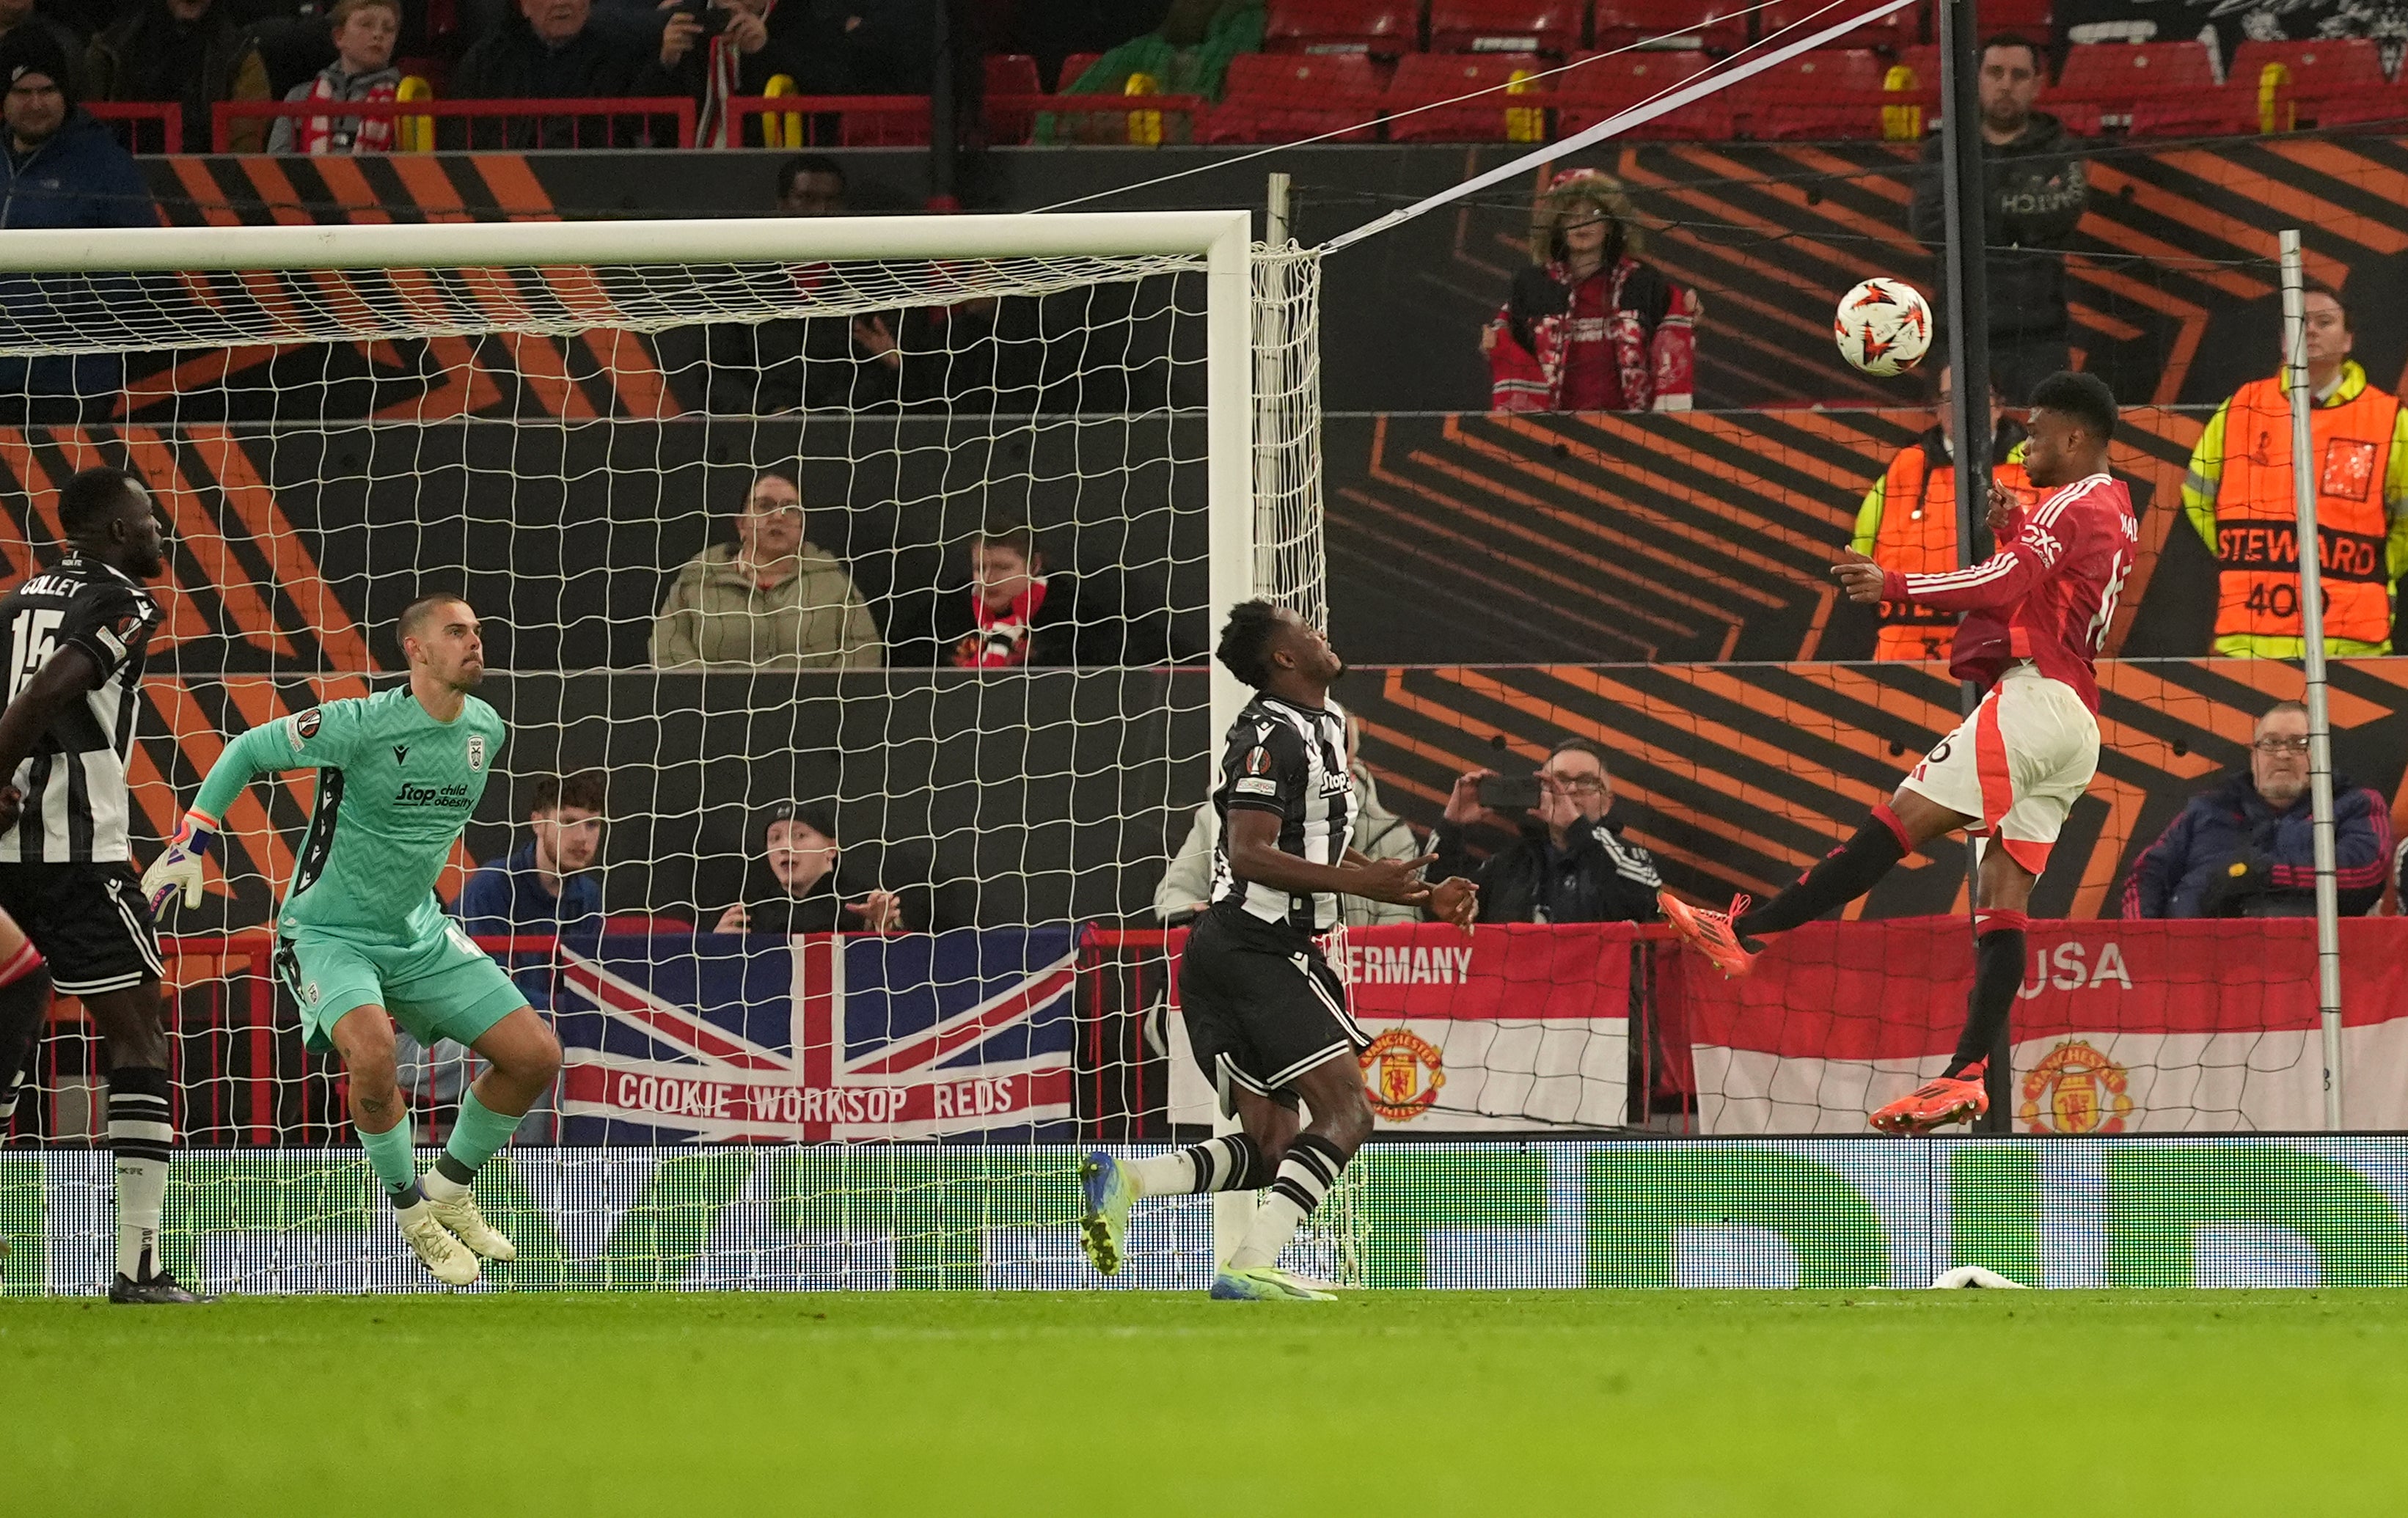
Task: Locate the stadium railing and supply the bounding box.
[87,100,183,155]
[19,917,2387,1149]
[210,96,698,153]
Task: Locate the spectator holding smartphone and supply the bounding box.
[1432,738,1661,925]
[639,0,801,147]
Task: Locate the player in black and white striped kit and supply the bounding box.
[0,466,203,1302]
[1077,601,1476,1300]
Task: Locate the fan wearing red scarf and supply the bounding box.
[946,521,1084,669]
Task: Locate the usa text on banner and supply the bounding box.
[1165,922,1633,1132]
[1675,917,2408,1134]
[555,928,1078,1143]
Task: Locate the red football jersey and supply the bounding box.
[1879,472,2138,714]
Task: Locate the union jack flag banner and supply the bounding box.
[555,928,1079,1143]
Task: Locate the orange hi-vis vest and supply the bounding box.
[2213,375,2401,648]
[1869,444,2033,659]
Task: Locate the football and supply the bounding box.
[1834,277,1934,376]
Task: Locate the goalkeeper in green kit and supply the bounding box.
[142,596,561,1286]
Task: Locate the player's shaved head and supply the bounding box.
[59,466,147,539]
[398,594,469,647]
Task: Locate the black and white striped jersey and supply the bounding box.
[0,554,161,865]
[1208,693,1355,934]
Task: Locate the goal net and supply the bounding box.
[0,211,1362,1294]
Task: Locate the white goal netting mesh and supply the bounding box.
[0,230,1344,1294]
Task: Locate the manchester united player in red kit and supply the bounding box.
[1661,372,2137,1134]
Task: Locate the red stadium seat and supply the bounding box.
[2233,38,2390,126]
[1058,51,1108,89]
[1203,52,1386,143]
[2128,86,2264,138]
[2303,81,2408,130]
[2052,40,2217,102]
[1265,0,1419,56]
[1982,0,2051,39]
[986,53,1042,142]
[987,54,1041,95]
[1726,48,1892,139]
[1555,49,1735,136]
[1427,0,1582,55]
[1386,52,1552,141]
[1758,0,1923,54]
[1590,0,1747,53]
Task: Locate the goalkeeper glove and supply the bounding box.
[141,812,218,915]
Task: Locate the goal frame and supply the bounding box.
[0,208,1262,737]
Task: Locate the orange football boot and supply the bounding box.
[1656,890,1758,978]
[1870,1060,1990,1134]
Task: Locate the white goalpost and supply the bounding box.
[0,208,1347,1293]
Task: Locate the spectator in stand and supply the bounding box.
[448,0,651,147]
[704,153,1000,414]
[651,469,884,670]
[1432,738,1662,925]
[264,0,401,155]
[0,28,153,419]
[930,519,1171,669]
[1155,711,1421,928]
[86,0,270,153]
[639,0,804,147]
[1483,168,1699,414]
[458,770,607,942]
[1853,363,2033,661]
[1909,35,2087,405]
[2182,282,2408,659]
[714,802,947,934]
[0,0,84,100]
[2123,700,2390,919]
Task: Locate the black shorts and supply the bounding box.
[0,862,164,997]
[1178,909,1367,1117]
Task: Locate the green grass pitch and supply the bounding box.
[8,1290,2404,1515]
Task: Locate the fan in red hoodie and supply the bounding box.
[1659,370,2139,1136]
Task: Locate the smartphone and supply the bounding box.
[1477,773,1542,812]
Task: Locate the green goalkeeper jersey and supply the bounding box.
[191,686,507,944]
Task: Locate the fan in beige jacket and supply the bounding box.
[651,472,884,670]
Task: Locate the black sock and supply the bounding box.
[0,965,48,1127]
[433,1154,476,1187]
[1735,809,1911,942]
[1946,912,2027,1078]
[390,1179,426,1209]
[1183,1132,1271,1192]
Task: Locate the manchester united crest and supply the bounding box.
[2018,1038,2134,1134]
[1359,1027,1444,1123]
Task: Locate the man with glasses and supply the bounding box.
[1434,738,1661,925]
[2122,700,2390,918]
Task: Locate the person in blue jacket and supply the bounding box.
[0,26,154,418]
[2123,700,2392,919]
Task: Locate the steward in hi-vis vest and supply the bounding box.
[2183,285,2408,658]
[1852,364,2033,661]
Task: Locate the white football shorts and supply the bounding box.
[1898,662,2099,874]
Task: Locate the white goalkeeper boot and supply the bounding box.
[397,1205,480,1287]
[420,1174,517,1262]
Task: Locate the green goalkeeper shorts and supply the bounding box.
[276,921,527,1055]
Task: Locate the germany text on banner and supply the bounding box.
[1166,921,1635,1132]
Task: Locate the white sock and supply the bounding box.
[1122,1134,1263,1198]
[1226,1134,1345,1271]
[421,1167,470,1203]
[108,1066,173,1281]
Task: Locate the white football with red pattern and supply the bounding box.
[1834,277,1933,376]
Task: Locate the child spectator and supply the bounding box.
[265,0,402,155]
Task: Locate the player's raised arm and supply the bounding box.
[142,701,361,914]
